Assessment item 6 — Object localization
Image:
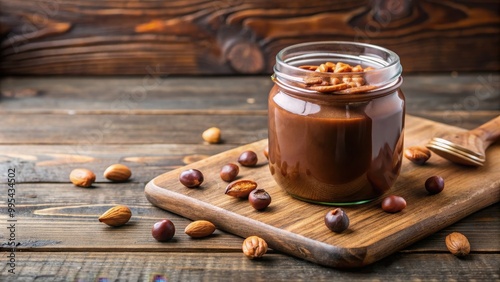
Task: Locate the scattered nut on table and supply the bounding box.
[225,179,258,198]
[103,164,132,182]
[445,232,470,257]
[179,169,204,188]
[404,146,431,165]
[324,208,350,233]
[185,220,216,238]
[98,205,132,227]
[202,127,221,144]
[425,176,445,194]
[248,189,272,210]
[70,168,96,188]
[381,195,407,213]
[263,146,269,160]
[242,235,268,259]
[152,219,176,242]
[220,163,239,182]
[238,150,258,167]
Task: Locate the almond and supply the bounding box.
[307,83,348,93]
[103,164,132,182]
[335,85,378,94]
[184,220,216,238]
[69,168,96,187]
[98,205,132,227]
[404,146,431,165]
[225,179,258,198]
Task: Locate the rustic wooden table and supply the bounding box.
[0,74,499,281]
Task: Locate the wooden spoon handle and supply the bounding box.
[470,115,500,148]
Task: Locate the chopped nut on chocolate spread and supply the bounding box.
[299,61,377,94]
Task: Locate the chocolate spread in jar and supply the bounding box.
[268,84,405,203]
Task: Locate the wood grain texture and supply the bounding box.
[0,144,234,183]
[1,74,498,113]
[0,0,498,75]
[3,252,499,281]
[0,75,499,279]
[0,114,269,145]
[145,116,500,268]
[0,183,497,253]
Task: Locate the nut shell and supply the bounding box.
[98,205,132,227]
[242,236,268,259]
[225,179,258,198]
[184,220,216,238]
[248,189,271,210]
[103,164,132,182]
[445,232,470,257]
[69,168,96,187]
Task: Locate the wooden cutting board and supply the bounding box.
[145,115,500,268]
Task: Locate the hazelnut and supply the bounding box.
[381,195,407,213]
[425,176,445,194]
[179,169,204,188]
[202,127,221,144]
[445,232,470,257]
[238,150,258,167]
[404,146,431,165]
[324,208,350,233]
[225,179,257,198]
[69,168,96,188]
[248,189,271,210]
[242,236,268,259]
[103,164,132,182]
[98,205,132,227]
[220,163,239,182]
[152,219,176,242]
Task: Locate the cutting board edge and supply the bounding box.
[145,172,500,268]
[145,178,373,268]
[363,188,500,265]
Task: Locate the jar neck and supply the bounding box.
[273,41,402,100]
[273,76,403,103]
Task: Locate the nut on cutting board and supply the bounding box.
[144,115,500,268]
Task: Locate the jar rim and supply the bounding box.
[274,41,402,96]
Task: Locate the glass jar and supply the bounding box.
[268,41,405,205]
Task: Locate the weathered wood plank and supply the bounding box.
[0,76,273,112]
[2,112,499,146]
[0,114,269,145]
[0,182,497,252]
[2,252,499,281]
[0,1,498,74]
[1,75,498,113]
[0,144,234,183]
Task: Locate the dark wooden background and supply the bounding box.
[1,0,499,75]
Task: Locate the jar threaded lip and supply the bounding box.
[274,41,402,96]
